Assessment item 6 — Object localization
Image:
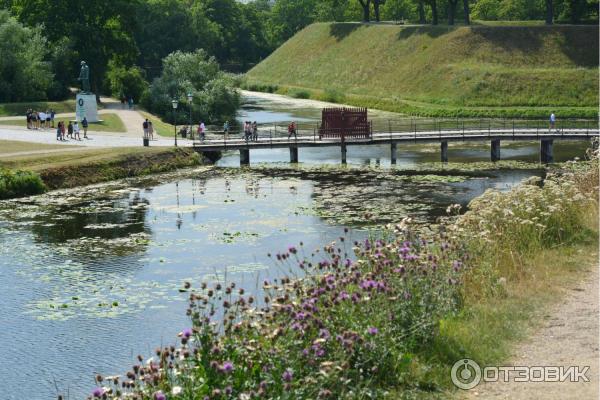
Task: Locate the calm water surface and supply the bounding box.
[0,94,589,399]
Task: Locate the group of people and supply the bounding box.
[243,121,258,141]
[26,109,55,130]
[121,96,135,110]
[55,117,89,141]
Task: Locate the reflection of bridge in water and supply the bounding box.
[192,118,598,165]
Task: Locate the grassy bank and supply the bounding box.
[245,23,598,118]
[0,142,213,196]
[0,99,77,117]
[87,152,598,399]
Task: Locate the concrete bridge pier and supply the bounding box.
[390,142,397,165]
[341,143,347,164]
[240,149,250,166]
[440,141,448,163]
[491,139,501,162]
[289,146,299,163]
[540,139,554,163]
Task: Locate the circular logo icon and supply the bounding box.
[78,98,84,107]
[451,358,481,390]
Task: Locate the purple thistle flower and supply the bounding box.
[154,391,166,400]
[225,386,233,395]
[288,246,297,254]
[367,327,378,335]
[92,387,104,398]
[182,328,192,338]
[282,369,293,382]
[221,361,234,373]
[319,328,330,340]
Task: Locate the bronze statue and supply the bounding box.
[78,61,91,93]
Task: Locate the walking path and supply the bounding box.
[467,264,599,399]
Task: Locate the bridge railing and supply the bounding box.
[190,117,597,146]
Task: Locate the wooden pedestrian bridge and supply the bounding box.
[191,116,598,165]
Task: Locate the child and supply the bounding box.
[73,121,80,140]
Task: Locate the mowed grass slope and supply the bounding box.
[246,23,598,117]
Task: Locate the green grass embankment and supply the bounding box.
[0,141,217,197]
[246,23,598,118]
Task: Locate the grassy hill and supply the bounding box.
[245,23,599,118]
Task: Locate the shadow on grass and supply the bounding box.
[329,23,364,41]
[396,25,455,40]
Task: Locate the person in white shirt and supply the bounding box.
[73,121,81,140]
[38,111,46,129]
[549,112,556,131]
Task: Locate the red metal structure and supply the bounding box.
[318,107,372,140]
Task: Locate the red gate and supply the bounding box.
[318,107,372,140]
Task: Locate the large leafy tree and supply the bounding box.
[8,0,139,93]
[0,10,53,102]
[141,49,240,123]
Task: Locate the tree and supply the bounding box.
[0,10,53,102]
[358,0,371,21]
[373,0,385,21]
[141,50,239,124]
[546,0,554,24]
[463,0,471,24]
[426,0,438,24]
[418,0,426,23]
[447,0,459,24]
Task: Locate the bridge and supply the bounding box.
[191,118,598,165]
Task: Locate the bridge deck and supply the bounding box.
[191,128,597,151]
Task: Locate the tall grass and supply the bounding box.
[86,156,599,399]
[0,168,46,199]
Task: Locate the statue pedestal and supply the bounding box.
[75,93,100,122]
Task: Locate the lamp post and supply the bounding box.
[187,92,193,140]
[172,99,179,147]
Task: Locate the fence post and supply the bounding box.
[270,129,272,147]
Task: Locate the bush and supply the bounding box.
[289,88,311,99]
[321,88,346,103]
[0,168,46,199]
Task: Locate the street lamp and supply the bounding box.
[187,92,193,140]
[172,99,179,147]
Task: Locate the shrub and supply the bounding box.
[289,89,311,99]
[321,88,346,103]
[105,60,149,103]
[91,225,469,399]
[0,168,46,199]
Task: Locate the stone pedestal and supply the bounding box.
[76,93,100,122]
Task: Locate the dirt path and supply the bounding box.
[466,265,599,399]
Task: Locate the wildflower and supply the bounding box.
[288,246,297,254]
[367,327,378,335]
[154,391,166,400]
[181,328,192,339]
[221,361,234,373]
[225,386,233,396]
[172,386,182,395]
[282,369,293,382]
[91,387,104,398]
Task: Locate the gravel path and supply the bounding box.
[466,264,599,399]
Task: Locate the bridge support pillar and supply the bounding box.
[240,149,250,166]
[289,146,298,163]
[540,139,554,164]
[491,139,501,162]
[341,143,347,164]
[440,141,448,163]
[390,142,397,165]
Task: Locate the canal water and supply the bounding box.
[0,93,589,399]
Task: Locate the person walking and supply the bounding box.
[38,110,46,129]
[223,120,230,140]
[148,121,154,140]
[143,119,149,138]
[73,120,81,140]
[128,97,134,110]
[56,123,62,141]
[60,121,66,141]
[67,121,73,139]
[26,109,31,129]
[50,109,55,128]
[549,112,556,132]
[82,117,89,139]
[198,121,206,141]
[252,121,258,141]
[287,121,297,139]
[45,110,51,129]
